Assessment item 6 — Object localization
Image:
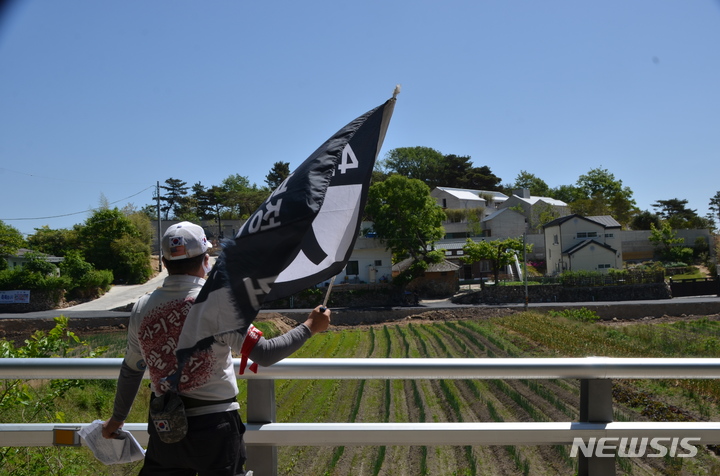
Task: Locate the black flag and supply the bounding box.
[176,96,396,359]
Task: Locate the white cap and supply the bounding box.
[161,222,212,261]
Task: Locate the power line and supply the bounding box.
[0,167,150,186]
[0,185,155,221]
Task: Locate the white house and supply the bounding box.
[543,215,623,275]
[4,248,63,276]
[498,189,570,232]
[481,208,527,238]
[431,186,508,212]
[431,187,510,239]
[332,222,393,285]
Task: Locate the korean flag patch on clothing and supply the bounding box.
[149,392,188,443]
[153,419,171,432]
[170,237,186,258]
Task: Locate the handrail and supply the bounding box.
[3,357,720,476]
[4,356,720,380]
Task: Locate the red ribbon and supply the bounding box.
[239,325,263,375]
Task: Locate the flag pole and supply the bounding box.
[320,276,336,311]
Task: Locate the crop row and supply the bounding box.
[266,319,592,475]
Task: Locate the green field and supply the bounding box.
[4,311,720,475]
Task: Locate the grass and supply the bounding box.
[670,266,706,280]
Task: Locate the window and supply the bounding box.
[345,261,359,275]
[553,234,559,244]
[445,250,452,256]
[457,250,464,256]
[598,264,611,269]
[374,260,382,266]
[577,231,597,239]
[605,233,614,238]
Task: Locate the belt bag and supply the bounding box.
[149,391,188,444]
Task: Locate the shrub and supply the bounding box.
[558,270,605,286]
[58,250,113,300]
[58,250,93,280]
[548,307,600,323]
[70,269,114,300]
[0,268,69,291]
[694,236,710,258]
[0,317,107,474]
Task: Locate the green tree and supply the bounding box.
[77,208,151,284]
[551,168,638,227]
[649,222,693,263]
[652,198,711,230]
[159,178,189,220]
[21,251,57,276]
[629,210,662,230]
[530,202,560,233]
[27,226,78,257]
[379,146,503,191]
[460,164,503,191]
[58,250,113,300]
[184,182,216,221]
[220,174,266,219]
[58,249,93,281]
[205,185,228,237]
[265,161,291,190]
[709,191,720,227]
[365,175,446,285]
[380,146,444,184]
[570,167,637,227]
[549,184,584,204]
[0,220,26,257]
[462,237,531,286]
[434,154,474,188]
[510,170,551,197]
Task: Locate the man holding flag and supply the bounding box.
[102,91,397,474]
[102,221,330,475]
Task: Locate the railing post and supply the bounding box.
[579,379,615,476]
[246,379,277,476]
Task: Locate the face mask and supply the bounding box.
[203,259,213,277]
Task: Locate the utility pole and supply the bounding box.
[523,232,528,311]
[156,181,162,272]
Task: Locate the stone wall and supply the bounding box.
[0,289,65,313]
[263,284,403,310]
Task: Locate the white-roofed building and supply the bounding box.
[431,187,510,239]
[497,189,570,233]
[431,187,508,212]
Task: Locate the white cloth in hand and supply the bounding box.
[78,420,145,465]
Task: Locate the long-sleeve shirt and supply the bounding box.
[111,274,311,420]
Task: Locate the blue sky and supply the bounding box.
[1,0,719,237]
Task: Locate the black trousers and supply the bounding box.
[140,410,247,476]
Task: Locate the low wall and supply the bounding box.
[264,284,403,310]
[277,299,720,324]
[452,283,672,305]
[0,289,64,313]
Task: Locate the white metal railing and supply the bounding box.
[3,357,720,476]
